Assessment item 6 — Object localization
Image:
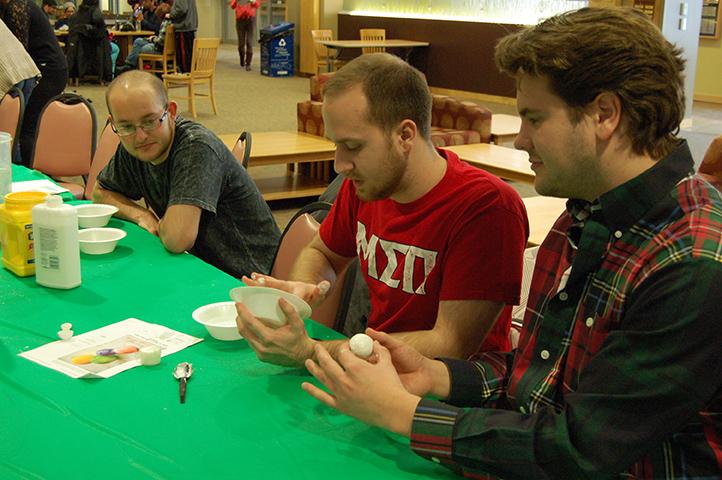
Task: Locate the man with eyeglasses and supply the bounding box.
[93,70,280,279]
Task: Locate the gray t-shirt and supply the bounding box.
[97,117,280,278]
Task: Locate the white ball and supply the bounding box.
[349,333,373,359]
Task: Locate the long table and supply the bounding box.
[0,165,453,479]
[522,196,567,247]
[446,142,535,184]
[219,131,337,201]
[56,29,155,65]
[320,39,430,72]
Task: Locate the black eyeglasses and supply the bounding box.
[111,108,169,137]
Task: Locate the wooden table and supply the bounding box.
[109,30,155,65]
[491,114,521,145]
[445,143,535,184]
[55,29,154,65]
[522,196,567,246]
[320,39,429,72]
[220,131,337,201]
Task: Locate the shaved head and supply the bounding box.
[106,70,168,118]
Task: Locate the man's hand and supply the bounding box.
[242,273,330,308]
[137,210,159,236]
[365,329,433,397]
[302,342,420,436]
[235,298,315,367]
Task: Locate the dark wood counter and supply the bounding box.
[338,12,523,97]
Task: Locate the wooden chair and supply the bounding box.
[162,38,220,118]
[270,201,349,330]
[699,135,722,190]
[359,28,385,54]
[138,24,177,75]
[84,120,120,200]
[0,87,24,163]
[311,29,344,75]
[31,93,96,199]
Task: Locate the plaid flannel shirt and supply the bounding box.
[410,141,722,479]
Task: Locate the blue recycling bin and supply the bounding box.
[259,22,294,77]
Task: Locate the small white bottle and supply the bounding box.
[32,195,81,289]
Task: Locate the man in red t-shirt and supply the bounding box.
[236,53,528,367]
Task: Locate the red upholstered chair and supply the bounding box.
[699,135,722,190]
[31,93,96,199]
[297,72,492,148]
[0,87,24,162]
[270,201,349,330]
[429,94,492,147]
[84,120,120,200]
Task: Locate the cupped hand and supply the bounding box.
[235,297,315,367]
[302,342,420,436]
[242,273,330,308]
[366,329,437,398]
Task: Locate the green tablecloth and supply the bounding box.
[0,166,454,479]
[9,163,78,203]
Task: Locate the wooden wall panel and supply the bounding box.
[338,13,522,97]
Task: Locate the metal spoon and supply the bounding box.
[173,362,193,404]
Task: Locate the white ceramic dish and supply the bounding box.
[229,286,312,327]
[75,203,119,228]
[191,301,242,341]
[77,227,127,254]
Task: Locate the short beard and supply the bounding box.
[359,139,407,201]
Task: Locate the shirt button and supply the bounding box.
[614,230,623,239]
[585,317,594,327]
[559,292,568,301]
[540,349,550,360]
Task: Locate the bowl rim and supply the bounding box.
[228,286,312,319]
[77,227,127,243]
[191,301,238,327]
[75,203,119,217]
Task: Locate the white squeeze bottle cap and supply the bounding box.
[32,195,82,289]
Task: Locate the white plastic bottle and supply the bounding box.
[0,132,12,202]
[31,195,81,289]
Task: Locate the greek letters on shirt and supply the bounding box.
[355,221,437,295]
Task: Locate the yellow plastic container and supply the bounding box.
[0,191,49,276]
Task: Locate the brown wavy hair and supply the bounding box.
[495,7,685,159]
[323,53,432,140]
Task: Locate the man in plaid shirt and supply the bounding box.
[301,7,722,479]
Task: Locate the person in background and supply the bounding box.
[95,70,280,279]
[66,0,112,83]
[116,2,170,73]
[54,2,75,29]
[229,0,258,71]
[169,0,196,73]
[301,7,722,479]
[137,0,160,34]
[0,0,67,167]
[0,17,40,164]
[236,53,528,367]
[40,0,58,21]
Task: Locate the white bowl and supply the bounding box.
[229,286,312,327]
[78,227,127,254]
[75,204,119,228]
[191,301,242,341]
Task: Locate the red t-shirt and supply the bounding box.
[230,0,258,20]
[319,150,529,352]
